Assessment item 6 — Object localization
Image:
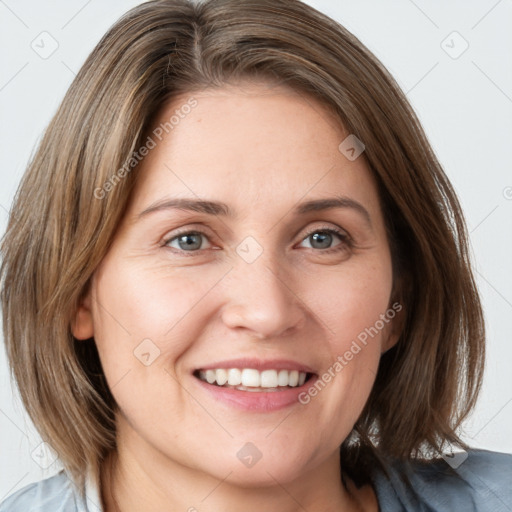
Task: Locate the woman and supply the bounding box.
[1,0,510,510]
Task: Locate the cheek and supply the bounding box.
[310,256,393,347]
[89,259,229,416]
[300,256,393,427]
[88,267,203,431]
[92,260,223,354]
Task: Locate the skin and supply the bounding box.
[73,81,401,512]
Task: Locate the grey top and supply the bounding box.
[1,449,511,511]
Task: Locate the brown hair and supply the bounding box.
[0,0,485,492]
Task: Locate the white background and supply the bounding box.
[1,0,511,501]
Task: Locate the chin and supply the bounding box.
[197,443,319,489]
[218,462,308,489]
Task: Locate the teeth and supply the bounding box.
[216,369,228,386]
[241,369,260,387]
[227,368,242,386]
[260,370,278,388]
[277,369,288,386]
[198,368,308,389]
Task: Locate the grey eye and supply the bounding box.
[309,232,333,249]
[300,230,343,250]
[166,232,207,251]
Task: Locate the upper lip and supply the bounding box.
[195,358,316,374]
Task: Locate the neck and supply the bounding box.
[101,422,376,512]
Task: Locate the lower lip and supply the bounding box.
[194,375,317,412]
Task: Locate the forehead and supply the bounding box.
[130,82,380,219]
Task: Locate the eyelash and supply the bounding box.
[162,225,353,256]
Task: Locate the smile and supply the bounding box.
[195,368,310,391]
[192,358,318,411]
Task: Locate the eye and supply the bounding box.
[163,230,212,252]
[162,225,352,256]
[298,226,351,253]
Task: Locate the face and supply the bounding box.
[73,81,400,487]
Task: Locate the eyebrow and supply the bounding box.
[137,196,372,227]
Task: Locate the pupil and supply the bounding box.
[311,232,331,249]
[176,232,333,251]
[179,233,201,251]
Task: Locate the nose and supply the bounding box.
[220,255,306,340]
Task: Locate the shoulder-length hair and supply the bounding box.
[0,0,484,492]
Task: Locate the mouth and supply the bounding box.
[193,368,315,392]
[191,358,318,411]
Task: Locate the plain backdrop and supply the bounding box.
[1,0,511,501]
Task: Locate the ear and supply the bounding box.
[381,301,405,353]
[71,289,94,340]
[381,265,409,353]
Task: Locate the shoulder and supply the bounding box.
[0,471,86,512]
[372,449,512,512]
